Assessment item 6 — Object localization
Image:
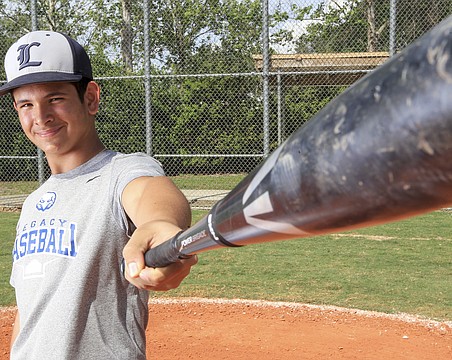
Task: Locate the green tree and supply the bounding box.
[143,0,264,173]
[294,0,378,53]
[292,0,451,54]
[393,0,452,50]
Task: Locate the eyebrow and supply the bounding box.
[14,90,69,105]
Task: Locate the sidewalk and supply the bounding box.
[0,195,26,212]
[182,189,228,209]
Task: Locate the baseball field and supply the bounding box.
[0,208,451,358]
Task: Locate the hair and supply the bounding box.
[72,77,92,103]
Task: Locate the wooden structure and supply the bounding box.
[252,52,390,85]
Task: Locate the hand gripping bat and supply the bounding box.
[145,16,452,268]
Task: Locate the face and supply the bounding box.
[13,81,100,156]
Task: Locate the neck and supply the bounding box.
[47,140,106,175]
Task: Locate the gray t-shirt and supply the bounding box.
[10,150,165,360]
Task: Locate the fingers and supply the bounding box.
[122,220,198,290]
[138,255,198,291]
[122,221,181,278]
[124,255,198,291]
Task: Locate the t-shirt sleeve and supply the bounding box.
[110,153,166,235]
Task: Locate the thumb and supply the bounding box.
[122,229,150,278]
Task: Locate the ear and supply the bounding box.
[85,81,101,115]
[11,93,18,111]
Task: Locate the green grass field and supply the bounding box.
[0,175,245,196]
[0,212,19,305]
[1,209,450,321]
[152,209,452,321]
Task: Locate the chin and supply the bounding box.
[39,143,63,154]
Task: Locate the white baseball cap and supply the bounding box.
[0,31,93,96]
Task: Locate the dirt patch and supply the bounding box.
[1,298,451,359]
[331,233,396,241]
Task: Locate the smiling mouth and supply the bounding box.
[36,126,63,137]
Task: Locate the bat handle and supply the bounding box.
[126,209,229,271]
[144,231,192,268]
[120,232,189,276]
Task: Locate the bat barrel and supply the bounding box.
[206,15,452,244]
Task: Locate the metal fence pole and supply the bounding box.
[389,0,397,56]
[277,69,282,146]
[30,0,37,30]
[262,0,270,158]
[30,0,45,184]
[143,0,152,156]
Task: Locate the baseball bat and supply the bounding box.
[145,16,452,268]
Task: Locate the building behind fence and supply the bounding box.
[0,1,451,204]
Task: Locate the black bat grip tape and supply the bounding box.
[144,231,191,268]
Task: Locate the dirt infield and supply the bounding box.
[1,298,451,359]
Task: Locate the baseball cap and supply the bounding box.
[0,31,93,96]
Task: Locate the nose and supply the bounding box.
[33,103,54,126]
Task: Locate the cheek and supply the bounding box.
[17,115,38,143]
[18,115,33,132]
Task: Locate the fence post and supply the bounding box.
[389,0,397,56]
[277,69,282,146]
[262,0,270,158]
[143,0,152,156]
[30,0,45,184]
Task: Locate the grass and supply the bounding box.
[0,181,40,196]
[0,212,19,306]
[0,207,450,321]
[0,175,244,196]
[171,174,246,190]
[152,209,452,321]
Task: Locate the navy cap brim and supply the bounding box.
[0,72,84,96]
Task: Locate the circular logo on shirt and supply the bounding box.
[36,192,57,211]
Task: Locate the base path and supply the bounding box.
[1,298,450,359]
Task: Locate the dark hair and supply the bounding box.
[72,78,92,103]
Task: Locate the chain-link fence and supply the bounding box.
[0,0,451,208]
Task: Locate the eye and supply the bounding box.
[18,102,33,109]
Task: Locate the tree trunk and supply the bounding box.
[121,0,133,71]
[366,0,377,52]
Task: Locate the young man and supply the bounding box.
[0,31,197,359]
